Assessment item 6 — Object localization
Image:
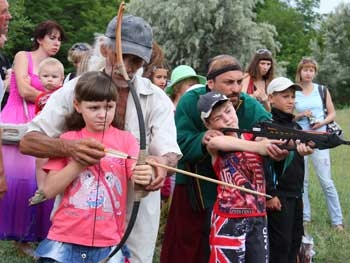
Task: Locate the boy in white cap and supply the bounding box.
[198,91,279,263]
[265,77,313,263]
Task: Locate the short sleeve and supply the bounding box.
[43,157,68,173]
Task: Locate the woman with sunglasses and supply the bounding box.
[64,42,92,83]
[294,57,344,231]
[242,48,275,111]
[0,20,66,257]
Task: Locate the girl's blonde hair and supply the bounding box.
[38,57,64,78]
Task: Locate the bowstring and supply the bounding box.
[90,71,111,247]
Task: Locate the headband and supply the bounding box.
[206,64,242,80]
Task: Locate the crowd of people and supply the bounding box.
[0,0,345,262]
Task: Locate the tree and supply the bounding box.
[5,0,122,72]
[311,3,350,105]
[256,0,319,79]
[2,0,34,57]
[23,0,122,71]
[127,0,279,74]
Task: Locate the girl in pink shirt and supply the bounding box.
[33,71,154,263]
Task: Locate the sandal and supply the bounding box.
[14,241,37,259]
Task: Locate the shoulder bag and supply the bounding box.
[318,85,343,137]
[1,98,29,144]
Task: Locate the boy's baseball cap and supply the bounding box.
[267,77,302,95]
[105,15,153,63]
[197,91,229,122]
[166,65,206,96]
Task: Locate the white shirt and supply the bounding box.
[28,75,181,158]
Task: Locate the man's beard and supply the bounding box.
[226,92,240,107]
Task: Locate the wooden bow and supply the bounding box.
[99,2,148,262]
[115,2,128,81]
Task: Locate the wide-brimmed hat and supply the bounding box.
[267,77,302,95]
[166,65,206,95]
[105,15,153,63]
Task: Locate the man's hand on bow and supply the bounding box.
[132,160,154,186]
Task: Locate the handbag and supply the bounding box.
[318,85,343,136]
[1,98,29,144]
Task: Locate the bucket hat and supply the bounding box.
[165,65,206,95]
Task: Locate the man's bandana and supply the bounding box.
[207,65,242,80]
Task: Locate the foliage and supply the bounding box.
[3,0,349,104]
[256,0,319,79]
[5,0,122,72]
[127,0,279,74]
[294,0,320,32]
[2,0,33,56]
[311,3,350,105]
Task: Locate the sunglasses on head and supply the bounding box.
[301,58,317,65]
[71,43,89,52]
[256,48,272,56]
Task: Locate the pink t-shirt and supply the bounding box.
[45,126,139,247]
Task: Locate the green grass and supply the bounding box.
[1,108,350,263]
[0,241,36,263]
[302,108,350,262]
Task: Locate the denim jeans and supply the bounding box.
[35,239,126,263]
[303,148,343,225]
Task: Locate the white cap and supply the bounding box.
[267,77,302,95]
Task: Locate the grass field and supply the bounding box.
[1,108,350,263]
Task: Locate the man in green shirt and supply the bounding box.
[161,55,288,263]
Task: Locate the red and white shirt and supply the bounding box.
[212,134,266,218]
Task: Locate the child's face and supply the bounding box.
[205,101,238,130]
[152,68,168,90]
[175,77,198,99]
[73,100,117,133]
[39,64,63,91]
[269,88,295,114]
